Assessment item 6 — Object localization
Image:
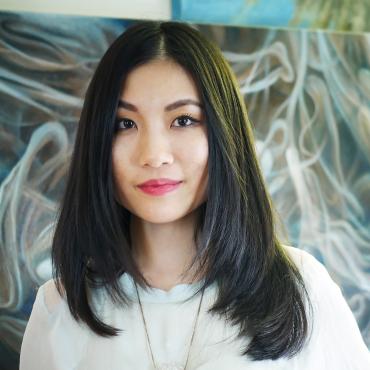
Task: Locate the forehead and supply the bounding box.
[120,59,201,103]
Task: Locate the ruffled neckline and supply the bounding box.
[118,272,210,304]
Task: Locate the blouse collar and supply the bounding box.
[118,272,214,304]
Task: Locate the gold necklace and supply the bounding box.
[134,281,205,370]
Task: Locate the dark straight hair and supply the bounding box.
[51,20,313,361]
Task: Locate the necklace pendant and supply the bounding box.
[156,363,184,370]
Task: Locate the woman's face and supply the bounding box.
[112,58,208,223]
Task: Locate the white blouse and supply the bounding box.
[20,246,370,370]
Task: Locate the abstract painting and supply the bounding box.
[0,10,369,370]
[172,0,370,32]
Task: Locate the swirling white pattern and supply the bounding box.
[0,12,369,370]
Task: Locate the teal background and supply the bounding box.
[172,0,370,32]
[0,7,369,369]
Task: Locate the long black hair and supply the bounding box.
[51,20,313,361]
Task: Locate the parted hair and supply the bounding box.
[51,20,313,361]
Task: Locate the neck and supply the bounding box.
[130,210,201,291]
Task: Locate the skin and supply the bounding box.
[112,58,209,291]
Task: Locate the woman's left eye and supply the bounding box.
[173,114,199,127]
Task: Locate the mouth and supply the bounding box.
[137,181,182,196]
[138,178,182,187]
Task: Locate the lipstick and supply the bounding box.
[137,178,182,196]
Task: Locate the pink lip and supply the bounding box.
[138,178,181,187]
[137,179,182,196]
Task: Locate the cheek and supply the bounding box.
[194,147,208,172]
[112,142,129,186]
[180,133,208,176]
[111,145,120,177]
[193,134,208,167]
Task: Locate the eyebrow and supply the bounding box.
[117,98,204,112]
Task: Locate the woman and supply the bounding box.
[20,20,370,369]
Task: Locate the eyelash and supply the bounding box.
[115,114,200,131]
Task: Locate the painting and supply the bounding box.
[172,0,370,32]
[0,9,369,370]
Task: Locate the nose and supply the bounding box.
[137,128,174,168]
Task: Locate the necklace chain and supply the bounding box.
[134,281,205,370]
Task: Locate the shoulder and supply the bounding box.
[280,246,370,366]
[36,278,66,315]
[280,244,350,314]
[281,244,333,294]
[20,280,91,369]
[281,244,321,270]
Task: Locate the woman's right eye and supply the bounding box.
[116,119,135,131]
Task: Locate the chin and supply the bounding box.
[129,203,201,224]
[136,211,189,224]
